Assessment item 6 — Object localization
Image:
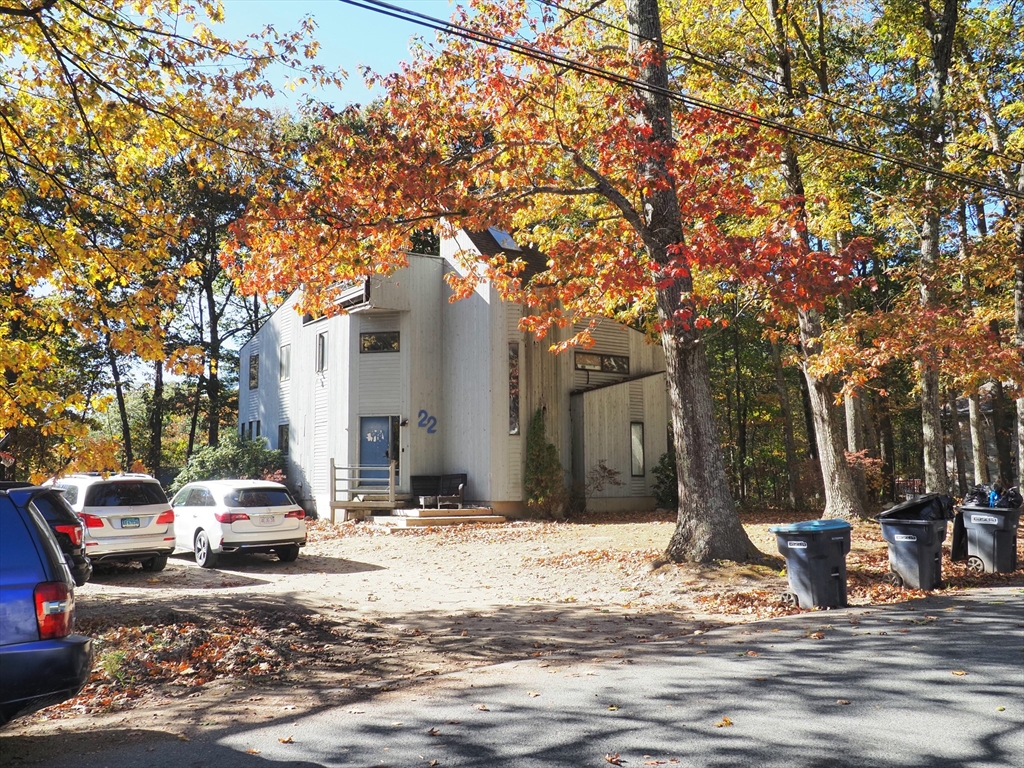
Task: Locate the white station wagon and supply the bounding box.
[170,480,306,568]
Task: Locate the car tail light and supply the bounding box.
[34,581,73,639]
[55,523,83,547]
[80,513,104,529]
[155,510,174,525]
[285,509,306,520]
[214,511,250,524]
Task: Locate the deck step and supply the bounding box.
[389,507,488,518]
[370,513,507,528]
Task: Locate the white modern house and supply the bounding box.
[237,229,670,518]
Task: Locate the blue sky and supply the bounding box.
[217,0,457,109]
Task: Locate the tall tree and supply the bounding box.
[231,1,863,560]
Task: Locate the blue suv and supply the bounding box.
[0,487,93,726]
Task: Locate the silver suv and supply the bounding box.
[48,473,175,572]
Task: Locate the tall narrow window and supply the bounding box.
[630,422,645,477]
[278,424,290,456]
[255,420,261,438]
[509,342,520,435]
[248,353,259,390]
[316,331,328,372]
[279,344,291,381]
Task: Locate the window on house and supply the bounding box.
[360,331,400,353]
[509,342,520,435]
[278,424,289,456]
[247,421,254,440]
[255,420,261,438]
[574,352,629,375]
[630,422,645,477]
[316,331,328,372]
[279,345,291,381]
[248,353,259,390]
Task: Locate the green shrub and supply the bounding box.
[652,446,678,509]
[523,408,567,517]
[169,431,283,494]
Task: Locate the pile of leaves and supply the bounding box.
[54,611,339,715]
[694,589,803,618]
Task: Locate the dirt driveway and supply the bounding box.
[3,509,1021,756]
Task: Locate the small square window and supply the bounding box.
[279,345,291,381]
[360,331,400,353]
[248,353,259,390]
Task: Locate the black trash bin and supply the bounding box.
[875,494,953,590]
[958,505,1021,573]
[768,519,852,609]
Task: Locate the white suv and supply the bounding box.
[48,473,175,572]
[170,479,306,568]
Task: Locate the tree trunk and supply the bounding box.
[764,0,864,520]
[205,279,221,447]
[947,389,967,496]
[990,379,1013,486]
[106,339,132,469]
[733,320,747,502]
[770,340,801,508]
[1017,251,1024,486]
[187,375,204,460]
[799,308,866,520]
[916,0,958,494]
[147,358,164,477]
[969,392,988,485]
[799,371,818,460]
[877,389,896,502]
[627,0,754,562]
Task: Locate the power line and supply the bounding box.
[335,0,1024,200]
[535,0,1024,168]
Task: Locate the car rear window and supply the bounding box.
[228,488,296,508]
[54,483,79,506]
[0,497,45,575]
[30,492,79,525]
[84,482,169,507]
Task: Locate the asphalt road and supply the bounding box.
[3,586,1022,768]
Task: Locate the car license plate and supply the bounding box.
[259,515,275,525]
[121,517,140,529]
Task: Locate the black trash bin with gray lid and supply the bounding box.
[875,494,953,590]
[768,519,852,608]
[958,505,1020,573]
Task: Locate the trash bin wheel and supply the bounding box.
[780,592,799,607]
[884,571,904,587]
[966,556,985,575]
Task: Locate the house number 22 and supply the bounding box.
[417,410,437,434]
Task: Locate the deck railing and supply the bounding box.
[328,459,398,523]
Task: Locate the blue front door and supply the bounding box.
[360,416,398,485]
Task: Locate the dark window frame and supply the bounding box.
[248,353,260,390]
[278,424,290,456]
[359,331,400,353]
[509,342,520,435]
[316,331,328,372]
[279,344,291,381]
[574,351,630,375]
[630,421,645,477]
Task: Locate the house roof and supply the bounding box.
[462,229,549,279]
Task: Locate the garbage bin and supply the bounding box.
[958,505,1021,573]
[875,494,953,590]
[769,519,852,609]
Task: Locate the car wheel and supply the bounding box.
[143,555,168,572]
[194,530,219,569]
[276,544,300,563]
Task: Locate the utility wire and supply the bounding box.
[336,0,1024,200]
[535,0,1024,167]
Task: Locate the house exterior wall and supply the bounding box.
[240,239,668,516]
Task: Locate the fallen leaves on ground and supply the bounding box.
[605,753,624,765]
[714,716,734,727]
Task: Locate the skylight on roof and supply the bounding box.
[488,227,521,251]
